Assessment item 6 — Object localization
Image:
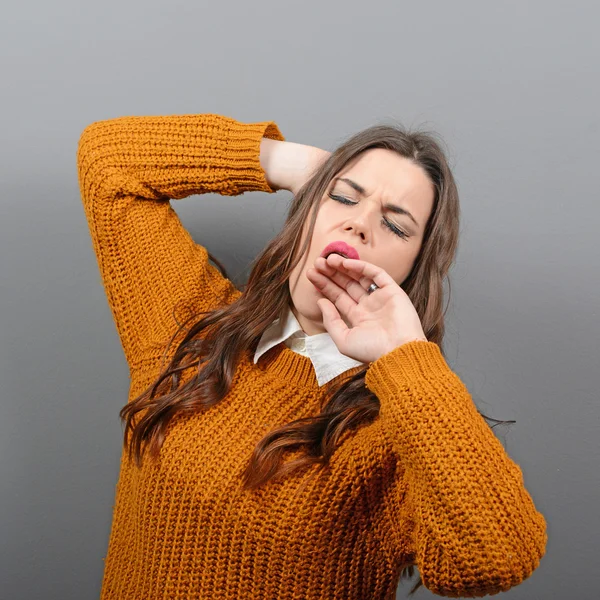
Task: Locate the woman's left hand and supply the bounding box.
[306,254,428,364]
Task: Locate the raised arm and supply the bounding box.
[365,340,547,597]
[76,113,285,370]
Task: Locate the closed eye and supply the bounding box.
[328,193,409,240]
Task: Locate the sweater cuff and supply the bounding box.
[223,119,286,194]
[365,340,451,399]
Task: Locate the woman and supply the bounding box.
[77,113,547,599]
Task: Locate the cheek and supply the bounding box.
[289,207,327,290]
[390,250,419,284]
[288,252,310,294]
[288,249,323,302]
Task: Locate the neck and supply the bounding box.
[291,304,327,336]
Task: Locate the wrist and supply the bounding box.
[380,335,428,359]
[259,138,329,195]
[259,138,285,191]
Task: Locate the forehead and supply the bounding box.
[336,148,432,196]
[332,148,435,228]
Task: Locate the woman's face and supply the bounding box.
[288,148,435,336]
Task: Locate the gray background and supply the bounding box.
[1,1,598,598]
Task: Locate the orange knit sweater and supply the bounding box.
[77,113,547,599]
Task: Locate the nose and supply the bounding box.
[343,201,378,241]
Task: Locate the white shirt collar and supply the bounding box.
[253,306,365,387]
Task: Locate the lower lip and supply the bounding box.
[321,244,358,260]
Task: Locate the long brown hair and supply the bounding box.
[120,123,515,595]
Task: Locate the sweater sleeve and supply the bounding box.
[364,340,547,597]
[76,113,285,369]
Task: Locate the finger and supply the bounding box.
[314,256,367,303]
[308,265,359,318]
[320,254,385,296]
[317,298,349,345]
[339,257,397,289]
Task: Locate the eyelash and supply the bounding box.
[327,193,409,240]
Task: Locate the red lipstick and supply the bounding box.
[320,241,360,260]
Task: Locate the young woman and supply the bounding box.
[77,113,547,599]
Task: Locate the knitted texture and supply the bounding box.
[77,114,547,599]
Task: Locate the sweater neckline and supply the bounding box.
[255,341,366,389]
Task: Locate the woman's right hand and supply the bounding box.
[260,138,331,196]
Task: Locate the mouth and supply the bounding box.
[320,241,360,261]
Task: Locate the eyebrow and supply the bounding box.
[335,177,420,229]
